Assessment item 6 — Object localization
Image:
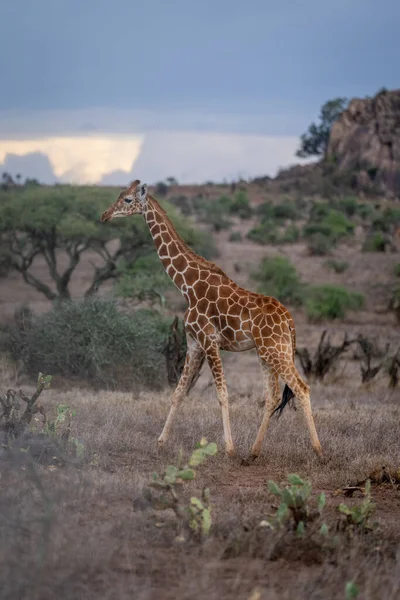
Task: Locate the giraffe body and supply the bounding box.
[101,180,323,460]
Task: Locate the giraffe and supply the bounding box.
[101,180,323,460]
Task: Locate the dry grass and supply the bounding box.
[1,359,400,600]
[1,186,400,598]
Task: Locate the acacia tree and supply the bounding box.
[296,97,348,159]
[0,183,211,301]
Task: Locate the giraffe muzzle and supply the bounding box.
[100,209,112,222]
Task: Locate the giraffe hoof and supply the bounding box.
[157,439,166,450]
[225,447,236,458]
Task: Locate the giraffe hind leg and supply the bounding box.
[250,361,281,459]
[278,365,323,459]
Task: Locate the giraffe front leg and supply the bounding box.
[250,361,280,460]
[158,337,204,448]
[204,341,235,456]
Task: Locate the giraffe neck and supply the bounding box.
[143,195,225,296]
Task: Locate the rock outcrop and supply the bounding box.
[326,89,400,196]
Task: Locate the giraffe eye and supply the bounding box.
[124,197,133,204]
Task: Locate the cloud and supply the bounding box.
[101,131,303,185]
[0,135,143,184]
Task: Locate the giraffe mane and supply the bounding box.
[149,195,227,277]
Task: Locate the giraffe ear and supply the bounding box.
[136,182,148,206]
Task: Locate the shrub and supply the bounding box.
[251,256,303,305]
[303,208,354,243]
[247,222,280,245]
[1,298,171,389]
[167,194,193,216]
[201,200,233,232]
[116,254,173,307]
[362,232,387,252]
[307,233,335,256]
[272,200,300,221]
[371,207,400,234]
[255,200,300,223]
[230,191,252,219]
[229,231,242,242]
[304,284,364,321]
[248,223,300,246]
[324,259,349,273]
[331,196,359,217]
[281,225,300,243]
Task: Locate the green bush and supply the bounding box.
[248,223,300,246]
[281,225,300,243]
[303,208,354,243]
[255,200,300,224]
[251,256,303,305]
[116,254,172,306]
[272,201,300,221]
[331,196,359,217]
[1,298,171,389]
[371,207,400,234]
[304,285,364,321]
[362,232,387,252]
[229,231,243,242]
[324,259,349,273]
[200,200,233,232]
[307,233,335,256]
[230,191,252,219]
[247,221,280,245]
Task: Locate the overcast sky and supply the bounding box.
[0,0,398,184]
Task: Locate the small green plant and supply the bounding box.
[141,438,217,540]
[338,479,377,534]
[325,259,349,273]
[247,221,280,245]
[229,231,243,242]
[303,206,354,250]
[307,232,334,256]
[345,581,360,600]
[251,256,303,306]
[362,231,387,252]
[305,284,364,321]
[230,191,252,219]
[45,403,84,458]
[264,474,326,537]
[281,224,300,243]
[116,254,173,307]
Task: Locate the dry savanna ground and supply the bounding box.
[1,184,400,599]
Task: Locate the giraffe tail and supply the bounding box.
[273,384,295,418]
[272,320,296,418]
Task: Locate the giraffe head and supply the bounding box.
[101,179,148,222]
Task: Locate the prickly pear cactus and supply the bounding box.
[141,438,217,540]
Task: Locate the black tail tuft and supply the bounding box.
[273,384,295,418]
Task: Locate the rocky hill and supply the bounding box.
[326,88,400,196]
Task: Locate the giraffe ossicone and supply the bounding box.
[101,180,323,460]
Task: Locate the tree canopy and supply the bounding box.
[296,98,348,159]
[0,182,213,301]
